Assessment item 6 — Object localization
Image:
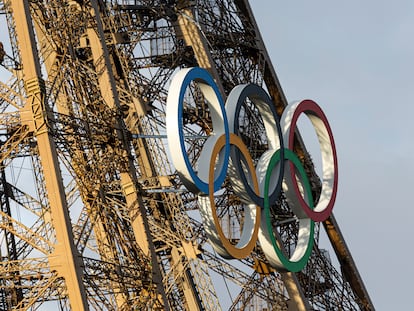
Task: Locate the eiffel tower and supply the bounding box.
[0,0,374,310]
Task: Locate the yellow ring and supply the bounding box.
[207,133,261,259]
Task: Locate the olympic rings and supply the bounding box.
[166,67,338,272]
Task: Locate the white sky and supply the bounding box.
[0,1,411,310]
[250,1,414,310]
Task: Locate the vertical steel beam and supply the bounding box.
[30,7,132,308]
[10,1,88,309]
[87,1,169,308]
[175,2,226,96]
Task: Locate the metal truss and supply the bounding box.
[0,0,374,310]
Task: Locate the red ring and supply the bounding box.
[286,100,338,222]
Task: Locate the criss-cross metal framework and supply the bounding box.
[0,0,374,310]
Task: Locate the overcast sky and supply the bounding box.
[0,2,411,309]
[250,1,414,310]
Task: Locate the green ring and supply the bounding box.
[264,148,315,272]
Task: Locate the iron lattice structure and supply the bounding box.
[0,0,375,310]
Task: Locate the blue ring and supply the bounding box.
[177,67,230,194]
